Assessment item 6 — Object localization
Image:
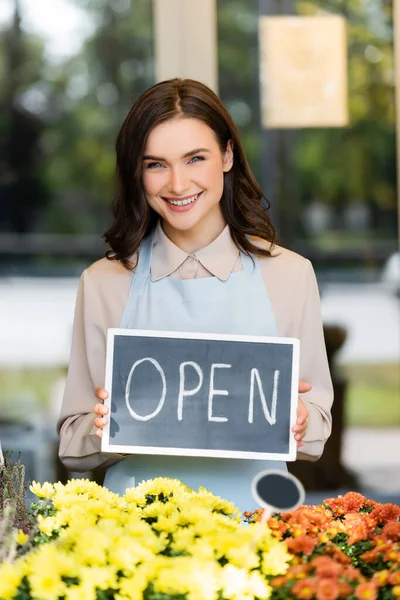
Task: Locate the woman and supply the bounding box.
[58,78,333,512]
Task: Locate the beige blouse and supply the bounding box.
[58,224,333,472]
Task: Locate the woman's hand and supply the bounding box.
[94,387,109,438]
[292,380,311,448]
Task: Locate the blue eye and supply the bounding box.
[146,162,164,169]
[189,156,205,164]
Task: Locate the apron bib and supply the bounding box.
[104,230,287,512]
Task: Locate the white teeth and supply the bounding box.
[166,193,199,206]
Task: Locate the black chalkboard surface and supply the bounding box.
[101,329,300,460]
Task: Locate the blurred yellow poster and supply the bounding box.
[259,15,348,128]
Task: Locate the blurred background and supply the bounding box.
[0,0,399,502]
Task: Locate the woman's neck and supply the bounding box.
[161,212,227,254]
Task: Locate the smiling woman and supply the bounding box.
[57,78,333,513]
[142,118,231,250]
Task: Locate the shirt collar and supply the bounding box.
[151,221,240,282]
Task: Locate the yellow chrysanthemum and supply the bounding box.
[6,477,292,600]
[25,543,77,580]
[152,556,220,600]
[28,568,67,600]
[123,477,188,505]
[261,541,292,576]
[70,529,109,566]
[64,583,96,600]
[108,539,155,575]
[15,529,29,545]
[220,564,270,600]
[79,565,118,591]
[0,562,23,600]
[37,514,63,536]
[116,570,151,600]
[30,480,55,499]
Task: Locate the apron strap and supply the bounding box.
[135,231,154,277]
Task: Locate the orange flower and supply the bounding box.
[271,575,287,588]
[371,503,400,525]
[360,548,381,563]
[354,582,378,600]
[288,564,312,579]
[342,492,370,512]
[292,578,317,599]
[389,571,400,586]
[338,582,353,598]
[287,533,316,556]
[384,548,400,563]
[393,585,400,597]
[372,570,389,587]
[316,577,340,600]
[348,523,370,546]
[323,497,346,518]
[382,521,400,541]
[267,518,288,538]
[312,556,343,579]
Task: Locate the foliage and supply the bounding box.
[0,453,36,564]
[248,491,400,600]
[0,477,291,600]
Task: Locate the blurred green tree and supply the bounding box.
[293,0,396,244]
[0,0,49,233]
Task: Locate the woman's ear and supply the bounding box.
[223,140,234,172]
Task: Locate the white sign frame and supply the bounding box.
[101,329,300,461]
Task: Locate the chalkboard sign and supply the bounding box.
[101,329,299,460]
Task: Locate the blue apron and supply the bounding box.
[104,230,287,512]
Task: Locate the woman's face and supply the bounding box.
[142,117,233,241]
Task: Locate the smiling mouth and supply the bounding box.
[163,192,202,206]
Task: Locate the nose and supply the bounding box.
[168,166,190,197]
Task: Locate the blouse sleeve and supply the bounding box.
[296,259,333,461]
[57,267,126,472]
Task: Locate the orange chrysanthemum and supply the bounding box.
[354,581,378,600]
[292,578,317,599]
[382,521,400,541]
[389,571,400,586]
[311,556,343,579]
[316,577,340,600]
[338,582,353,598]
[286,533,316,556]
[270,575,287,588]
[371,503,400,526]
[342,566,365,583]
[372,569,389,587]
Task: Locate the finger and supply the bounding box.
[296,439,304,448]
[94,417,108,429]
[298,380,312,394]
[292,421,307,432]
[96,429,103,439]
[95,387,109,401]
[294,430,306,442]
[296,409,308,425]
[94,403,109,416]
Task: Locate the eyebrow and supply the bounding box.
[143,148,211,161]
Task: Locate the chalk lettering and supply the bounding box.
[208,363,231,422]
[248,368,279,425]
[125,357,166,421]
[177,361,203,421]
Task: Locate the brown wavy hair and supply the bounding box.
[104,78,276,269]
